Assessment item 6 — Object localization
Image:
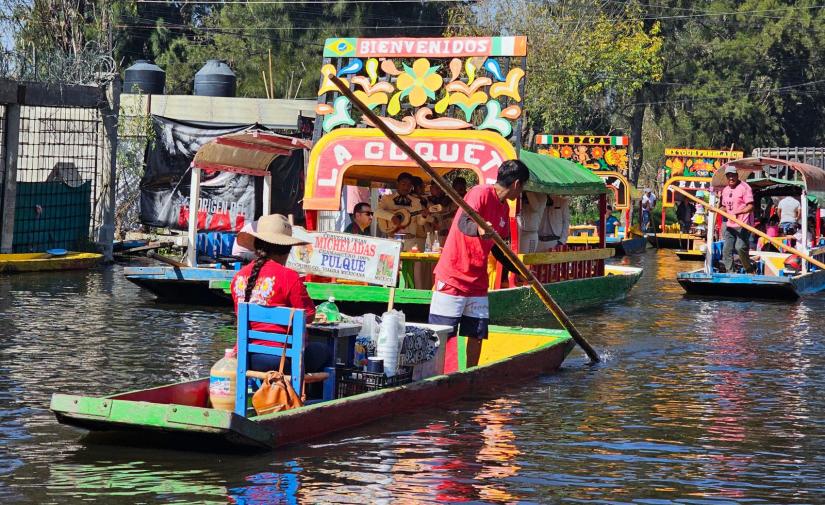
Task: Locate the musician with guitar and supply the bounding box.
[377,172,431,251]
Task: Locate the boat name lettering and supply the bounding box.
[358,38,490,57]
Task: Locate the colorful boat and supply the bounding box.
[209,262,641,324]
[124,130,307,303]
[0,251,102,273]
[677,157,825,299]
[535,136,647,256]
[567,228,647,256]
[652,147,743,249]
[51,325,573,450]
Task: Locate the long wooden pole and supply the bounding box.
[671,186,825,270]
[330,75,600,363]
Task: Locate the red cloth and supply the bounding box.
[230,260,316,347]
[433,185,510,296]
[721,181,754,229]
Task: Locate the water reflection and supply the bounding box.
[0,256,824,503]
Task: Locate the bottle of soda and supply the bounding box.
[317,296,341,323]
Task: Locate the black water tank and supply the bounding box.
[123,60,165,94]
[194,59,236,97]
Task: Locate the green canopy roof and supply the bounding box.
[520,149,606,196]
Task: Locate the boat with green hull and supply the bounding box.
[51,326,573,450]
[210,264,642,324]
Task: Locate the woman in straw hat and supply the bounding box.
[230,214,331,375]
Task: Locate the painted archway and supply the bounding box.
[304,128,517,211]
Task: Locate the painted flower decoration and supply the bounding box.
[560,145,574,159]
[615,149,629,171]
[604,148,620,166]
[591,146,604,159]
[396,58,443,107]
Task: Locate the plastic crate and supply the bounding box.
[335,366,412,398]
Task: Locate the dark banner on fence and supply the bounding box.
[139,116,304,231]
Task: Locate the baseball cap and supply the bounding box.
[724,166,738,175]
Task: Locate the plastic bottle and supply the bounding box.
[317,296,341,323]
[424,232,432,252]
[209,348,237,411]
[432,235,441,252]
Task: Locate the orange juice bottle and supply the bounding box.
[209,348,237,411]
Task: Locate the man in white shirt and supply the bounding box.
[641,188,656,232]
[777,196,801,235]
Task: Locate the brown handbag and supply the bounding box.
[251,310,304,415]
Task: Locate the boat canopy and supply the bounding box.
[192,130,309,176]
[520,149,606,196]
[711,157,825,205]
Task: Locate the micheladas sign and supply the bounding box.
[287,228,402,287]
[304,129,517,210]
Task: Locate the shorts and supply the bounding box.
[428,280,489,339]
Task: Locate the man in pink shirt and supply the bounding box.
[719,165,754,273]
[429,159,529,373]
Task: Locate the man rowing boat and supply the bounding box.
[429,160,529,373]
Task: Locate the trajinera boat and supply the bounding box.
[534,134,647,256]
[51,323,573,450]
[650,147,742,250]
[0,251,102,273]
[124,130,308,303]
[133,40,642,317]
[677,157,825,299]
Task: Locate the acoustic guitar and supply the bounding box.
[377,204,443,235]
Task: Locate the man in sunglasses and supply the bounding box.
[344,202,373,236]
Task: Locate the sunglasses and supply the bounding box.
[358,211,374,216]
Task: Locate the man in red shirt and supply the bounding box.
[429,160,529,373]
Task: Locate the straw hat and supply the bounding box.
[237,214,309,250]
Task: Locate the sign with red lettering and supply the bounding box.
[304,129,517,210]
[287,228,401,286]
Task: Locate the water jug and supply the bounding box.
[209,348,237,411]
[317,296,341,323]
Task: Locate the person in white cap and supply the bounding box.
[641,188,656,232]
[229,214,330,375]
[719,166,754,273]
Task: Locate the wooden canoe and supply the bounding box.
[208,265,643,324]
[124,266,236,305]
[51,325,574,450]
[0,252,102,273]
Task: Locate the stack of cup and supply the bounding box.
[376,311,401,377]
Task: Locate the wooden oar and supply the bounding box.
[147,250,188,268]
[330,75,600,363]
[670,186,825,270]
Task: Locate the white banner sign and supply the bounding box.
[287,228,401,286]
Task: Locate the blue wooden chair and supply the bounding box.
[235,303,332,417]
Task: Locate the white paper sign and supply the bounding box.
[287,228,401,286]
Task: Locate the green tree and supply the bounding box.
[446,0,663,176]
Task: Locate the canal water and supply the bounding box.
[0,251,822,503]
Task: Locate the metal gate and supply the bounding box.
[12,106,103,251]
[0,79,118,256]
